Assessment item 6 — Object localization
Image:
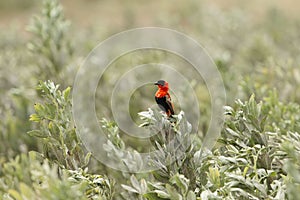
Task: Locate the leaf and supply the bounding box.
[48,121,60,139]
[29,113,41,122]
[34,103,45,114]
[130,175,141,192]
[121,184,139,193]
[138,109,155,120]
[8,189,22,200]
[84,152,92,167]
[218,156,236,164]
[140,179,148,194]
[243,166,249,177]
[27,130,48,138]
[133,150,143,170]
[139,122,151,127]
[187,191,196,200]
[170,173,189,194]
[143,192,167,200]
[147,182,165,190]
[28,151,44,162]
[63,86,71,100]
[248,94,257,116]
[225,128,240,137]
[230,188,249,198]
[226,173,245,183]
[253,181,267,196]
[166,184,183,200]
[153,190,170,198]
[19,182,35,199]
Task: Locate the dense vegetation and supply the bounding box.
[1,0,300,199]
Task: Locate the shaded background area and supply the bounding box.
[1,0,300,199]
[1,0,300,162]
[1,0,300,163]
[1,0,300,29]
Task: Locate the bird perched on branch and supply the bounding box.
[154,80,175,117]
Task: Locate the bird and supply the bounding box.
[154,80,175,117]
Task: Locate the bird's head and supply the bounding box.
[154,80,169,90]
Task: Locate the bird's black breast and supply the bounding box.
[155,96,167,104]
[155,96,174,115]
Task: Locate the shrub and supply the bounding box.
[27,0,73,84]
[0,152,114,200]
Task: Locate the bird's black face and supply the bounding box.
[154,80,165,86]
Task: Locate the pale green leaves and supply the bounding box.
[28,81,89,170]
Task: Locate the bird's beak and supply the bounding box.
[154,82,159,85]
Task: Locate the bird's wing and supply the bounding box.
[166,99,175,115]
[166,92,171,100]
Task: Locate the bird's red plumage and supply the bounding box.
[155,82,169,98]
[154,81,174,117]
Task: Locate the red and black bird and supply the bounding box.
[154,80,175,117]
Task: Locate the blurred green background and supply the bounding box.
[1,0,300,163]
[1,0,300,199]
[1,0,300,29]
[1,0,300,162]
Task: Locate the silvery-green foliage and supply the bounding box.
[280,132,300,200]
[27,0,73,83]
[119,92,300,200]
[0,152,114,200]
[28,81,91,170]
[121,110,198,199]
